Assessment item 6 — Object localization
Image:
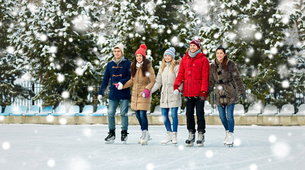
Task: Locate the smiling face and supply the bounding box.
[190,44,199,53]
[113,48,123,61]
[164,54,173,63]
[216,49,226,63]
[136,54,143,63]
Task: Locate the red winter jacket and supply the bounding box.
[174,52,209,97]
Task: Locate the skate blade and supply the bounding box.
[122,141,127,144]
[226,144,234,147]
[105,140,115,144]
[197,144,204,147]
[141,142,148,145]
[186,143,194,147]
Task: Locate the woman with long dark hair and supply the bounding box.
[117,44,156,145]
[208,47,246,147]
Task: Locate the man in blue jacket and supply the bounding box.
[98,43,131,144]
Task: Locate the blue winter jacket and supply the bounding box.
[98,58,131,100]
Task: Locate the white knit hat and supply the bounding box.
[114,43,124,54]
[163,47,175,59]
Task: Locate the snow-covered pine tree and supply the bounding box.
[199,0,304,109]
[0,0,35,109]
[9,0,106,109]
[104,0,198,111]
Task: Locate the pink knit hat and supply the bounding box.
[135,44,147,58]
[190,39,201,49]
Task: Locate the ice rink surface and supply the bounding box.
[1,124,305,170]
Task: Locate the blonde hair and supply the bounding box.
[160,58,180,73]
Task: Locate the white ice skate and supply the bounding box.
[172,132,177,144]
[226,132,234,147]
[161,131,172,144]
[141,130,150,145]
[224,130,229,146]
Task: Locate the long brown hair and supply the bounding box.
[131,55,151,77]
[216,47,228,70]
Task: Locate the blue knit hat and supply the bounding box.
[163,47,175,59]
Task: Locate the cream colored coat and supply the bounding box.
[151,63,182,108]
[123,63,156,110]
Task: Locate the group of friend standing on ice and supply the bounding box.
[97,38,247,147]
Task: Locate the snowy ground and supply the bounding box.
[1,124,305,170]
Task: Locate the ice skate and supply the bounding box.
[185,131,195,147]
[172,132,177,144]
[224,130,229,146]
[138,131,144,144]
[105,129,115,144]
[196,132,204,147]
[141,130,150,145]
[121,130,129,144]
[226,132,234,147]
[161,131,172,144]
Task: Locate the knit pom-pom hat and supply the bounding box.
[135,44,147,58]
[163,47,175,59]
[190,39,201,49]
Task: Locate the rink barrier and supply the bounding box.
[0,115,305,126]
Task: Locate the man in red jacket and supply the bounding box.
[174,39,209,147]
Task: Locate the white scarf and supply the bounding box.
[136,62,143,68]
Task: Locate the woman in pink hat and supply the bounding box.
[174,39,209,147]
[116,44,156,145]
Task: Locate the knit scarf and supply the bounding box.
[216,59,227,107]
[112,56,125,66]
[188,49,201,58]
[136,62,143,68]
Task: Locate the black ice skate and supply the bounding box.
[196,132,205,147]
[105,129,115,144]
[185,131,195,147]
[121,130,129,144]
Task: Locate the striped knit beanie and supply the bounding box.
[163,47,175,59]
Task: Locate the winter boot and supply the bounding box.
[121,130,129,144]
[196,132,205,147]
[105,129,115,144]
[172,132,177,144]
[141,130,150,145]
[185,131,195,147]
[226,132,234,147]
[224,130,229,145]
[161,131,172,144]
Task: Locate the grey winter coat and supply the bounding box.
[208,59,246,106]
[151,62,182,108]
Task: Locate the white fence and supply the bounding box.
[12,81,43,110]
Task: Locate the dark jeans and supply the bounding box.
[135,110,148,130]
[185,97,206,133]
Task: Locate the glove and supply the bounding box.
[98,95,103,103]
[173,89,180,95]
[240,93,247,100]
[198,91,207,100]
[141,89,150,98]
[115,82,123,90]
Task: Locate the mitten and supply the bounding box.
[173,89,180,95]
[115,82,123,90]
[98,95,103,103]
[141,89,151,98]
[199,91,207,100]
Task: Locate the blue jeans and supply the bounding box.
[135,110,148,130]
[108,99,129,131]
[217,103,235,133]
[161,107,178,132]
